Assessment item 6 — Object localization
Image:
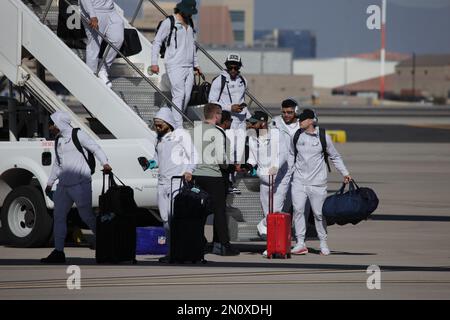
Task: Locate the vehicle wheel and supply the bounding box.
[0,186,53,247]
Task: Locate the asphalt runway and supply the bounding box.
[1,142,449,300]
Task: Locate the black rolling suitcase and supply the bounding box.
[169,177,210,264]
[96,173,137,264]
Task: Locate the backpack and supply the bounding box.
[293,127,331,172]
[213,74,247,103]
[155,15,195,59]
[54,128,96,175]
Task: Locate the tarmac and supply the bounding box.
[1,141,449,300]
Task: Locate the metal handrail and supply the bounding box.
[145,0,273,117]
[53,0,193,125]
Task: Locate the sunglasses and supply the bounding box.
[227,65,240,71]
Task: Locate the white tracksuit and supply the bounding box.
[47,112,109,252]
[208,70,250,131]
[247,128,290,232]
[151,15,199,129]
[156,128,197,224]
[270,116,300,211]
[287,126,349,246]
[80,0,124,74]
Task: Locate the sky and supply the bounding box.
[116,0,450,58]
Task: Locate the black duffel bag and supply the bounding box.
[99,172,138,217]
[323,180,377,226]
[171,177,213,220]
[98,28,142,59]
[188,74,211,106]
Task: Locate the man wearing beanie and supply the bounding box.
[150,107,198,263]
[288,109,352,256]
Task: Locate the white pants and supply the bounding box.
[53,181,96,251]
[157,179,182,223]
[291,181,328,245]
[157,184,171,224]
[83,10,124,74]
[167,66,194,129]
[258,178,290,227]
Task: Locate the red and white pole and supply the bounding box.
[380,0,387,102]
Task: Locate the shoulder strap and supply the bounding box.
[319,127,331,172]
[54,134,61,165]
[293,128,302,163]
[215,126,227,163]
[239,75,246,88]
[72,128,95,174]
[217,75,227,102]
[166,15,176,48]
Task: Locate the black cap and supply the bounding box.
[247,111,268,123]
[298,109,317,122]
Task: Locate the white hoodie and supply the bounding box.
[208,70,251,123]
[48,112,109,187]
[154,108,197,185]
[247,128,290,185]
[270,115,300,139]
[151,15,199,70]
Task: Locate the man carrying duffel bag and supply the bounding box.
[287,109,352,256]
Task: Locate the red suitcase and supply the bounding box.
[266,175,292,259]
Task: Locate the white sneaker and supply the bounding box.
[320,242,331,256]
[262,250,268,258]
[291,243,308,255]
[98,70,112,88]
[257,220,267,239]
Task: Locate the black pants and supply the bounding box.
[194,176,229,244]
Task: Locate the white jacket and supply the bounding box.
[270,115,300,139]
[151,15,199,69]
[48,112,109,187]
[208,70,250,123]
[247,128,290,185]
[156,128,198,186]
[79,0,115,17]
[287,126,349,186]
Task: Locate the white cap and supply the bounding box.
[154,107,177,129]
[225,53,242,66]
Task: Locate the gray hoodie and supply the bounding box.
[287,126,349,186]
[48,111,108,187]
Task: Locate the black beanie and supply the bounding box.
[298,109,316,122]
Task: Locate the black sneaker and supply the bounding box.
[40,249,66,264]
[212,243,240,256]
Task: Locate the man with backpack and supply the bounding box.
[288,109,352,256]
[80,0,124,87]
[41,111,112,263]
[208,53,250,131]
[150,0,201,129]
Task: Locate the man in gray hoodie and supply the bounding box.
[288,109,352,256]
[41,111,112,263]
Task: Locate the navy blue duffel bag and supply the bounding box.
[323,180,378,226]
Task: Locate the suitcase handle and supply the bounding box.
[102,172,126,194]
[268,175,274,214]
